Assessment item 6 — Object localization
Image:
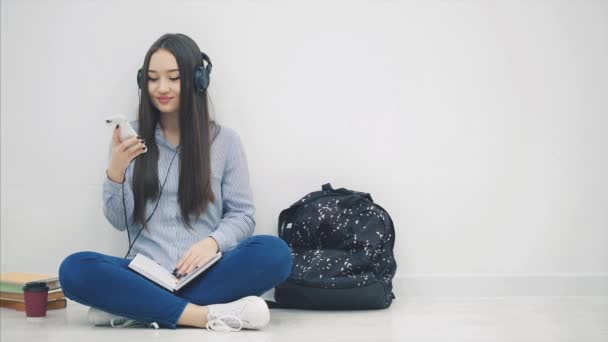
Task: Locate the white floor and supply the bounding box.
[1,296,607,342]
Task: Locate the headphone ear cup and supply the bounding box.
[137,69,143,89]
[193,66,210,92]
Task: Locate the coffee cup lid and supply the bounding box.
[23,282,49,292]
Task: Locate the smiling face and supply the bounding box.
[147,48,181,115]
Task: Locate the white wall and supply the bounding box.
[2,0,607,296]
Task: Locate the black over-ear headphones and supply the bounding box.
[136,51,213,92]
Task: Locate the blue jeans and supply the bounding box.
[58,235,292,329]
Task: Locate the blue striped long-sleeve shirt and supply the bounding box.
[102,120,255,271]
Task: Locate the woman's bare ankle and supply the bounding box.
[176,303,209,328]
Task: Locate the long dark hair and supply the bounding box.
[133,33,220,230]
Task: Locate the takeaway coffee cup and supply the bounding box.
[22,282,49,319]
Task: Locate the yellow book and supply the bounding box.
[0,272,60,293]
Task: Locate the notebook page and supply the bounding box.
[129,254,177,290]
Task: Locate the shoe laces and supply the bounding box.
[110,317,159,329]
[206,314,243,332]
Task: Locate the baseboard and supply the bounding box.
[394,273,608,297]
[261,274,608,300]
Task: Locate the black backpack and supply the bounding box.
[271,183,397,309]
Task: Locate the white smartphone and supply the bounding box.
[105,115,147,153]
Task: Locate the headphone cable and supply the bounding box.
[121,146,180,258]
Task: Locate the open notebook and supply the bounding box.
[128,252,222,292]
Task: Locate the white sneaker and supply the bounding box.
[87,306,159,329]
[206,296,270,332]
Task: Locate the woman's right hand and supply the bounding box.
[106,126,147,184]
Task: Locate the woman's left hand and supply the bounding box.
[174,237,219,277]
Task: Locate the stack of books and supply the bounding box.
[0,272,67,311]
